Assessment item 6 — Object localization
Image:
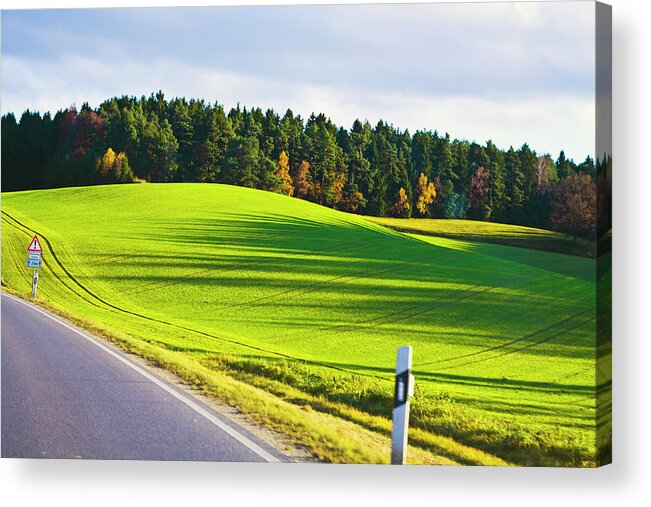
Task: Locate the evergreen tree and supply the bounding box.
[139,116,179,182]
[1,113,20,190]
[577,155,595,175]
[257,156,281,192]
[503,147,526,223]
[452,139,470,194]
[170,100,194,180]
[222,136,260,188]
[411,131,432,183]
[518,143,538,199]
[280,109,305,176]
[0,91,594,236]
[304,114,344,206]
[556,150,575,179]
[485,140,506,219]
[347,119,372,213]
[196,104,234,182]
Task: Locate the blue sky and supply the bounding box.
[1,1,596,160]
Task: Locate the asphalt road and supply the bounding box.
[1,293,286,462]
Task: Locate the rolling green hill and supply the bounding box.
[365,216,595,257]
[1,183,604,466]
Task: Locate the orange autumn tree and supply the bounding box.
[390,187,411,217]
[293,160,314,199]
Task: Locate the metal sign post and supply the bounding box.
[391,345,414,465]
[26,235,44,299]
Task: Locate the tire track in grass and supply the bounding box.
[1,211,396,383]
[2,211,305,353]
[272,238,580,345]
[119,234,384,297]
[195,233,428,313]
[141,229,436,316]
[550,364,596,384]
[87,253,133,268]
[250,227,557,341]
[415,307,594,368]
[2,214,122,315]
[306,284,495,340]
[121,259,257,296]
[169,215,526,317]
[3,209,598,464]
[432,316,595,372]
[260,245,572,345]
[254,243,520,343]
[3,210,596,390]
[209,263,399,313]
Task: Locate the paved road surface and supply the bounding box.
[1,293,286,462]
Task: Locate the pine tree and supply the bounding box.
[170,100,194,180]
[221,136,260,188]
[484,141,506,219]
[257,156,281,192]
[504,147,526,222]
[347,119,372,213]
[200,104,234,182]
[556,150,574,179]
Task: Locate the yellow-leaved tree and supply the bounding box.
[275,151,294,196]
[415,172,436,216]
[97,147,135,183]
[99,147,117,177]
[390,187,411,217]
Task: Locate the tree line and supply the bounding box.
[1,91,610,239]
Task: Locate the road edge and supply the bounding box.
[1,291,291,463]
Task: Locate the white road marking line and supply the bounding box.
[2,293,281,463]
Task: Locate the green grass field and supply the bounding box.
[365,216,594,257]
[1,183,606,466]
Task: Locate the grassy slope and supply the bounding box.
[365,216,594,257]
[1,183,599,466]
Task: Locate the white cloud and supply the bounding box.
[2,54,594,160]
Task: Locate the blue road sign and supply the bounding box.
[28,252,42,261]
[26,259,42,269]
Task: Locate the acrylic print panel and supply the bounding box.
[0,1,611,467]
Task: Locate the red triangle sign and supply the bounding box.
[27,235,43,253]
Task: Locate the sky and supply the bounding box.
[1,1,596,161]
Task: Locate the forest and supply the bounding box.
[1,91,610,240]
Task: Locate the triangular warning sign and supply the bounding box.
[27,235,43,253]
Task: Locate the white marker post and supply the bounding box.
[32,270,39,299]
[391,345,414,465]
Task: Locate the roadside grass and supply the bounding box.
[364,217,594,258]
[1,183,601,466]
[0,288,465,465]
